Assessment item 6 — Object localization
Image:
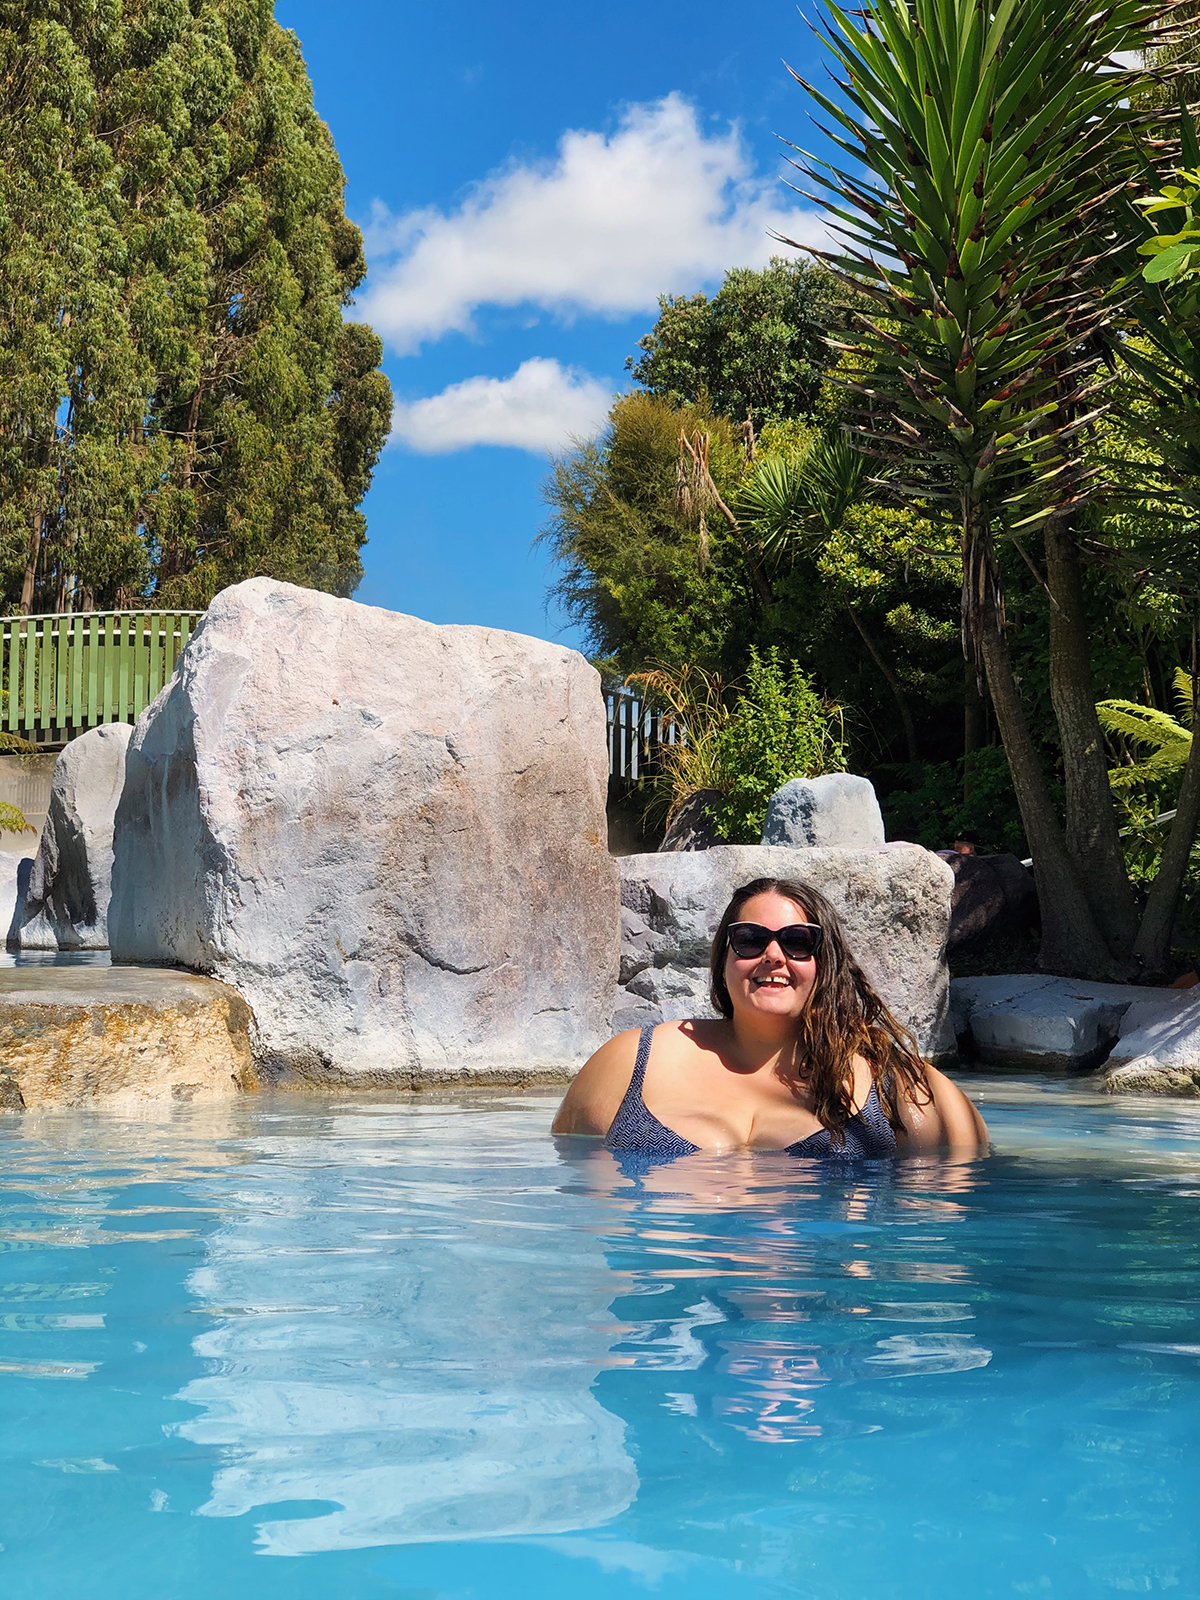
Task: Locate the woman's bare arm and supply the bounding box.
[896,1065,988,1150]
[551,1028,642,1136]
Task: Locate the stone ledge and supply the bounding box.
[0,965,255,1110]
[951,972,1200,1090]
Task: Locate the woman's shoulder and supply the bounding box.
[550,1020,717,1136]
[551,1026,644,1137]
[893,1060,988,1148]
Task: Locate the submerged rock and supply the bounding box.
[109,578,618,1085]
[761,774,885,849]
[0,965,253,1108]
[615,842,955,1060]
[12,723,131,951]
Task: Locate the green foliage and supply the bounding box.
[0,800,31,837]
[634,649,847,844]
[710,648,848,842]
[800,0,1155,539]
[880,748,1028,856]
[541,392,754,673]
[0,0,392,613]
[627,259,852,425]
[1097,668,1194,788]
[1137,169,1200,284]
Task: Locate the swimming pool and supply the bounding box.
[1,1076,1198,1599]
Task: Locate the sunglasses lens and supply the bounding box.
[728,926,769,959]
[778,926,821,960]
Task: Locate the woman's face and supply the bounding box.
[722,890,819,1025]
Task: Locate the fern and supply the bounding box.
[0,802,33,838]
[1096,673,1196,789]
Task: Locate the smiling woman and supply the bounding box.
[553,876,987,1161]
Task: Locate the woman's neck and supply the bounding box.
[724,1014,801,1075]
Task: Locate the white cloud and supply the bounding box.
[389,358,614,455]
[359,94,827,354]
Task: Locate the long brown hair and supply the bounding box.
[709,876,931,1140]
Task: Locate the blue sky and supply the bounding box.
[274,0,832,649]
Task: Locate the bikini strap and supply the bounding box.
[631,1025,655,1094]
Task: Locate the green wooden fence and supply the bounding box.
[1,611,205,741]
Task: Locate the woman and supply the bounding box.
[554,876,987,1159]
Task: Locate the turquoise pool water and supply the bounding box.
[1,1076,1199,1599]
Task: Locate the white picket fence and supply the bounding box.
[605,685,681,779]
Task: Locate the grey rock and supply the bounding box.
[0,1070,24,1113]
[1101,991,1200,1095]
[943,853,1038,955]
[761,773,885,849]
[0,853,32,947]
[618,905,668,984]
[12,723,132,950]
[659,789,723,852]
[951,973,1184,1071]
[109,578,618,1084]
[615,843,954,1060]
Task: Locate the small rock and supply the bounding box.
[0,1070,24,1113]
[0,854,33,946]
[12,724,132,951]
[761,774,885,849]
[1101,991,1200,1095]
[659,789,723,852]
[1102,1056,1200,1097]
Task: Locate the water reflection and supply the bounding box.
[174,1111,639,1555]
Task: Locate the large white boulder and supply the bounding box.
[761,773,885,848]
[11,723,131,950]
[951,973,1196,1072]
[108,579,618,1084]
[615,842,954,1060]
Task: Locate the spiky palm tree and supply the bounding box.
[788,0,1177,975]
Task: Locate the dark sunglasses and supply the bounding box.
[726,921,823,961]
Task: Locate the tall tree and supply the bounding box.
[0,0,391,614]
[793,0,1173,976]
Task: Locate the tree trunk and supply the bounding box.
[978,615,1115,975]
[20,510,43,613]
[963,664,984,802]
[964,499,1114,976]
[846,603,919,763]
[1134,668,1200,977]
[1043,515,1138,961]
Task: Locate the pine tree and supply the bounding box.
[0,0,392,614]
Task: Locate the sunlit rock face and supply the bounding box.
[0,965,253,1108]
[108,579,618,1084]
[14,722,131,951]
[615,843,955,1061]
[173,1115,638,1554]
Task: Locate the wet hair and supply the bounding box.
[708,876,931,1141]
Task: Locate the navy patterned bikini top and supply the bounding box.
[604,1025,898,1162]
